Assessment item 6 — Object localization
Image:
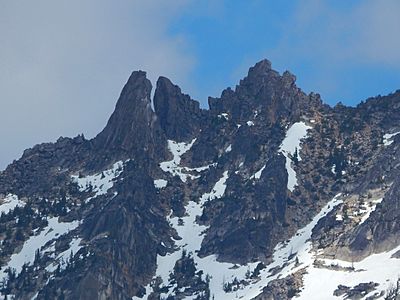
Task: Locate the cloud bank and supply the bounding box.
[0,0,194,169]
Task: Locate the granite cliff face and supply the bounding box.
[154,76,205,142]
[1,60,400,300]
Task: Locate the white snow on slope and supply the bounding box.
[199,171,229,202]
[250,165,266,180]
[0,217,80,282]
[0,194,25,215]
[225,144,232,153]
[160,139,197,182]
[299,243,400,299]
[71,160,125,202]
[160,139,216,183]
[279,122,312,192]
[247,121,254,126]
[383,131,400,146]
[359,198,383,225]
[46,237,83,273]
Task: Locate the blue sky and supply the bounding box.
[168,0,400,106]
[0,0,399,169]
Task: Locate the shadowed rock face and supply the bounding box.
[39,160,172,300]
[199,153,288,264]
[94,71,167,162]
[154,76,205,141]
[1,59,400,300]
[208,59,322,125]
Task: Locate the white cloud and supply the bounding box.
[354,0,400,66]
[274,0,400,67]
[0,0,194,170]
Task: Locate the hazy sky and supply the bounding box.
[1,0,400,170]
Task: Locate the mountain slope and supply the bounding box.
[1,59,400,300]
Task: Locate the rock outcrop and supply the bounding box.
[1,59,400,300]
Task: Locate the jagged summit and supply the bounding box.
[96,59,311,147]
[154,76,204,141]
[3,58,400,299]
[238,59,295,92]
[93,58,304,146]
[207,59,316,124]
[94,70,166,159]
[246,58,273,76]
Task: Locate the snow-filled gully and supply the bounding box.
[279,122,312,192]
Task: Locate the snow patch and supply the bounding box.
[135,192,345,299]
[160,139,196,182]
[71,160,126,202]
[279,122,312,192]
[225,144,232,153]
[45,237,83,273]
[160,139,215,182]
[250,165,266,180]
[154,179,168,189]
[246,121,254,126]
[138,182,344,300]
[218,113,229,120]
[383,131,400,146]
[358,198,383,225]
[331,164,336,175]
[200,171,229,202]
[0,194,25,215]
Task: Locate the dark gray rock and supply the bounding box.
[1,59,400,300]
[154,76,206,141]
[94,71,167,163]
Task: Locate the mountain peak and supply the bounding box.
[121,70,151,104]
[3,58,400,300]
[239,59,280,88]
[209,58,308,123]
[247,58,272,77]
[154,76,204,141]
[94,70,165,158]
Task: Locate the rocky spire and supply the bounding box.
[94,71,166,159]
[154,76,205,141]
[246,59,273,78]
[208,59,313,124]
